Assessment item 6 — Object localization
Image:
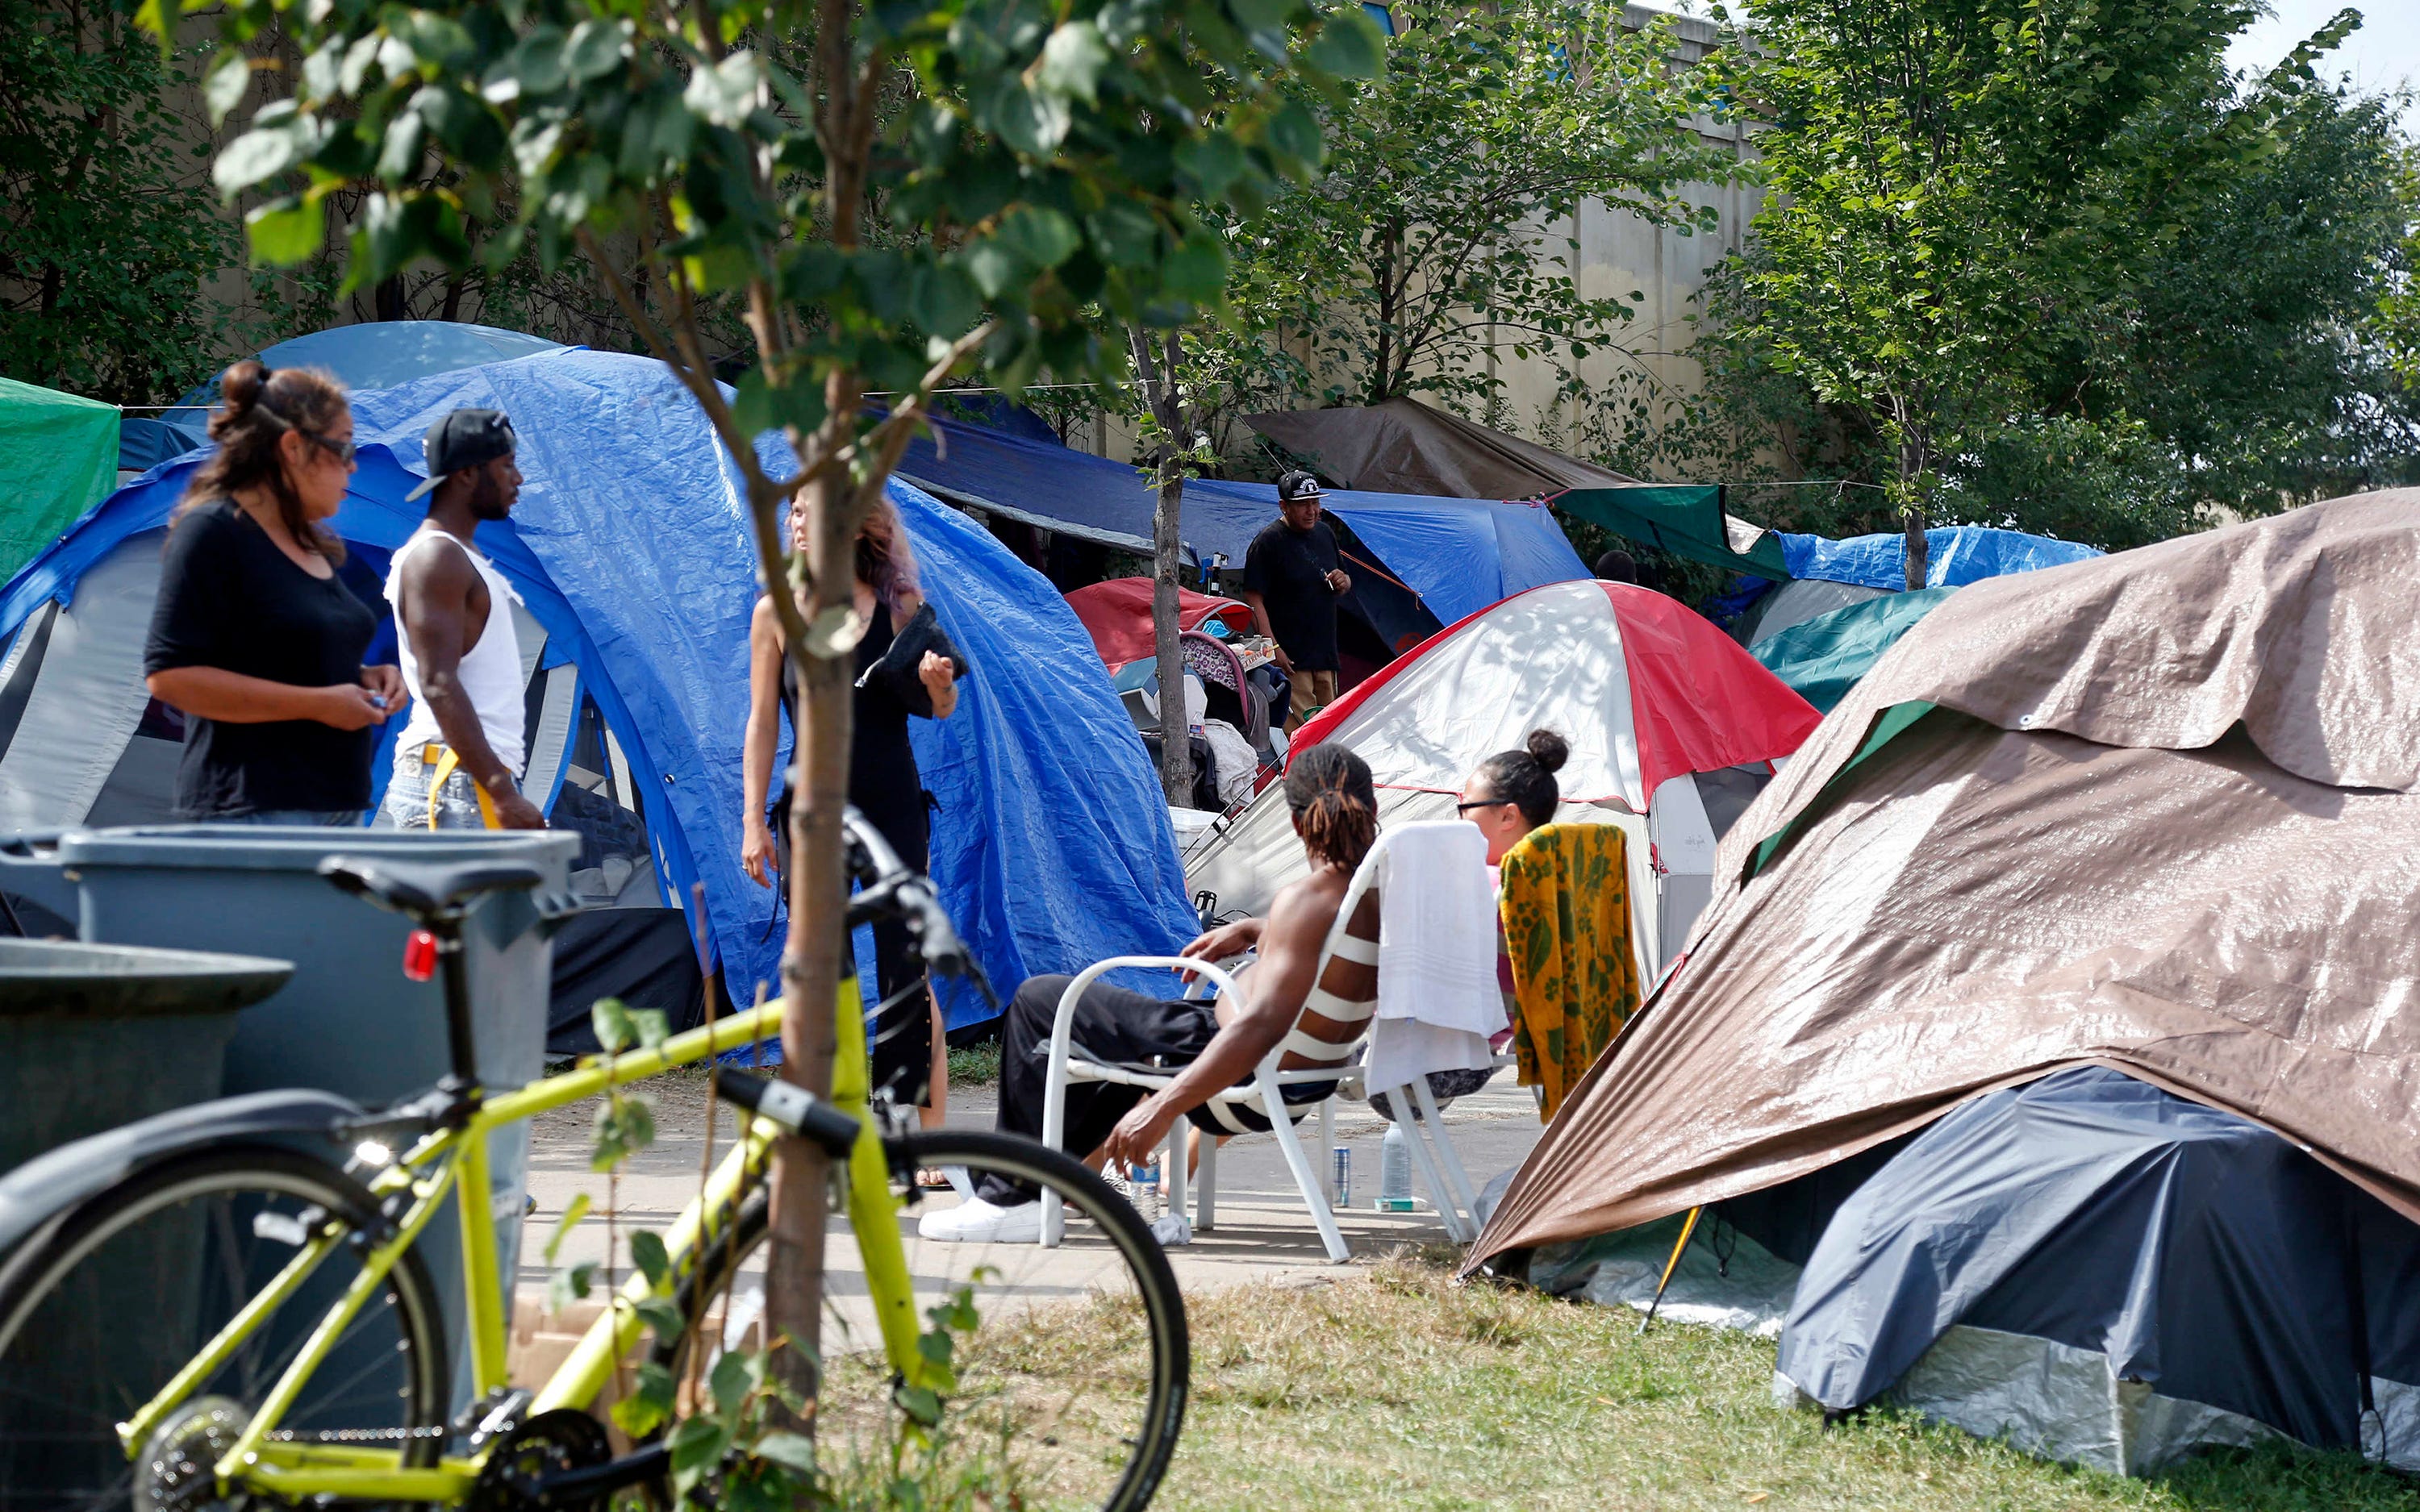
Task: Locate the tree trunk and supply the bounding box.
[764,409,860,1411]
[1892,401,1930,592]
[1130,330,1195,808]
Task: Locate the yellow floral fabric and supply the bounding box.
[1498,824,1640,1122]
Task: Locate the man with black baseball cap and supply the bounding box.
[1243,469,1350,731]
[379,408,544,830]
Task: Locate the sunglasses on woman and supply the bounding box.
[304,432,358,464]
[1455,798,1516,814]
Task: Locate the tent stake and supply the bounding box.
[1637,1206,1702,1335]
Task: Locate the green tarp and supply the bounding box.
[1752,586,1957,713]
[0,377,118,584]
[1555,485,1790,581]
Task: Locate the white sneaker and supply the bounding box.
[918,1196,1043,1243]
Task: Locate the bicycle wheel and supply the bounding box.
[0,1145,449,1512]
[658,1129,1189,1512]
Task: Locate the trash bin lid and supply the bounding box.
[0,939,294,1018]
[54,826,578,873]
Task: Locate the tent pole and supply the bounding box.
[1637,1206,1702,1335]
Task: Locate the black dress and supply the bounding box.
[774,600,941,1106]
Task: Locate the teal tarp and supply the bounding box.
[1752,587,1957,713]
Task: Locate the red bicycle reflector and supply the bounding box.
[403,930,438,982]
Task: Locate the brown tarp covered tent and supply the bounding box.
[1245,397,1639,499]
[1467,491,2420,1271]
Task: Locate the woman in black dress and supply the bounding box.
[742,498,961,1136]
[143,361,402,823]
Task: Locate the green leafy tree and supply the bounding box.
[0,0,245,402]
[1216,0,1734,414]
[1617,0,2420,569]
[170,0,1380,1406]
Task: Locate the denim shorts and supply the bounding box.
[223,810,369,827]
[378,756,495,831]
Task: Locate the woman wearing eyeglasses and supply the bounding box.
[142,360,402,825]
[1458,727,1567,864]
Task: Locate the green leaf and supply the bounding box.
[993,85,1071,156]
[997,206,1081,269]
[609,1361,676,1439]
[1037,21,1112,105]
[1306,8,1386,79]
[732,368,828,439]
[591,997,635,1054]
[500,27,568,99]
[375,111,427,182]
[204,51,250,127]
[751,1431,817,1475]
[963,240,1029,299]
[685,51,763,130]
[628,1006,670,1052]
[629,1229,671,1290]
[909,262,982,337]
[245,198,323,266]
[391,10,475,72]
[213,126,302,194]
[1175,133,1246,197]
[565,18,628,82]
[709,1345,754,1416]
[895,1383,944,1427]
[634,1293,686,1339]
[542,1190,592,1265]
[1161,235,1229,302]
[547,1260,596,1313]
[1262,98,1323,180]
[669,1415,732,1489]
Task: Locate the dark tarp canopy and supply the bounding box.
[1558,484,1790,581]
[1240,398,1786,581]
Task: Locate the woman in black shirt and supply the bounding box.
[143,361,401,824]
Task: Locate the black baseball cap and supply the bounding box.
[1277,469,1325,503]
[407,408,517,500]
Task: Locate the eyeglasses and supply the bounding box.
[1455,798,1516,814]
[304,433,357,464]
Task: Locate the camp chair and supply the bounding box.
[1039,827,1496,1260]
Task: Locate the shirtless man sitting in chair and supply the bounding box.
[921,745,1382,1242]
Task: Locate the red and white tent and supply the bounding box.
[1186,579,1821,971]
[1065,577,1257,673]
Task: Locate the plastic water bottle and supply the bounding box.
[1378,1123,1416,1212]
[1134,1157,1162,1223]
[1331,1146,1351,1208]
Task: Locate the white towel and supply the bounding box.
[1366,821,1501,1095]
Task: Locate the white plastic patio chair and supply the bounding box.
[1038,828,1498,1259]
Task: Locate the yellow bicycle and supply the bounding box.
[0,813,1187,1510]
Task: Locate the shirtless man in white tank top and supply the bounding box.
[380,408,545,831]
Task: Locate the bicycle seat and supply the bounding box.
[317,855,544,922]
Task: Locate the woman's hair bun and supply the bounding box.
[1525,727,1569,775]
[215,360,268,423]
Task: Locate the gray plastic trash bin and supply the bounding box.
[23,826,578,1410]
[0,939,294,1502]
[0,939,293,1173]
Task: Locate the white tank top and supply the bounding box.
[391,530,526,775]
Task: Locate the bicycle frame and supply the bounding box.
[115,964,933,1505]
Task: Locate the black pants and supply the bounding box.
[976,974,1217,1205]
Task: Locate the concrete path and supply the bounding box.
[510,1065,1547,1382]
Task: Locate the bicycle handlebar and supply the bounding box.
[840,808,999,1011]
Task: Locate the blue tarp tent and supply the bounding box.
[895,412,1589,627]
[1774,526,2101,590]
[122,322,570,471]
[0,348,1193,1026]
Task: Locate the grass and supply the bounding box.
[947,1039,1002,1086]
[1145,1251,2420,1512]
